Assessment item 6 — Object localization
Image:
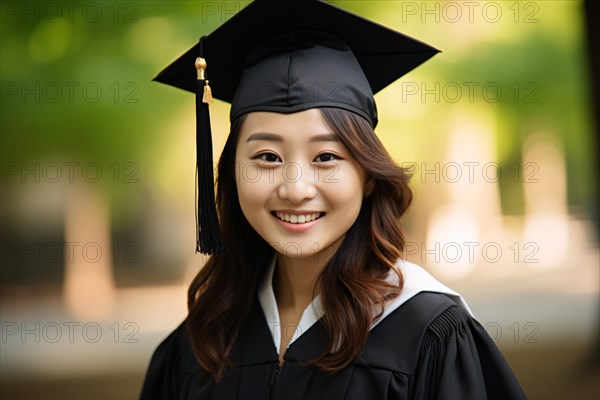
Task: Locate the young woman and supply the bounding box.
[142,1,526,399]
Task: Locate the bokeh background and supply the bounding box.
[1,1,598,399]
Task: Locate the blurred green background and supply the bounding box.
[1,1,598,399]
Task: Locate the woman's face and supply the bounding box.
[235,109,369,261]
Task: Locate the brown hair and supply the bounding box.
[186,107,413,380]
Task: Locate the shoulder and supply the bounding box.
[371,264,526,399]
[150,321,191,365]
[361,292,527,399]
[370,259,474,333]
[358,290,468,372]
[381,290,462,335]
[140,321,200,399]
[411,297,527,399]
[392,259,474,315]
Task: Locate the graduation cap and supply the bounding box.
[154,0,439,255]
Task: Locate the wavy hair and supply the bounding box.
[186,107,413,380]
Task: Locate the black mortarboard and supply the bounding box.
[154,0,439,255]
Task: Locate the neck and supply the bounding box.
[273,241,340,313]
[274,256,321,312]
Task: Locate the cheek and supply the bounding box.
[236,170,255,212]
[328,168,365,206]
[235,162,272,215]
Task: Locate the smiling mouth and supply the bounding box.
[273,211,324,224]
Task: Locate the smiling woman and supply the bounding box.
[230,107,409,367]
[140,0,526,399]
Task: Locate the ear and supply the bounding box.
[364,177,375,197]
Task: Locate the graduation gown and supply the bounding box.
[140,260,526,400]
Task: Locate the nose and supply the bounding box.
[277,162,317,204]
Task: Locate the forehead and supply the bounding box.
[238,109,332,141]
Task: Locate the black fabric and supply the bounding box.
[140,292,526,399]
[230,31,378,127]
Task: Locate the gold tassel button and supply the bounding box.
[195,57,206,80]
[196,57,212,104]
[202,80,213,104]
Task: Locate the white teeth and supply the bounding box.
[275,212,322,224]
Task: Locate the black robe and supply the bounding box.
[140,291,526,399]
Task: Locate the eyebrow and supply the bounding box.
[310,133,340,143]
[246,133,283,143]
[245,132,340,143]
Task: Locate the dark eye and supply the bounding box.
[314,153,338,163]
[256,153,281,162]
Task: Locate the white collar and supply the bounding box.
[258,255,324,355]
[258,255,472,355]
[371,259,473,329]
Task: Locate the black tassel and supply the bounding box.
[195,36,225,255]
